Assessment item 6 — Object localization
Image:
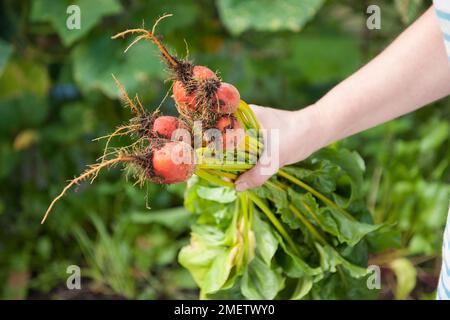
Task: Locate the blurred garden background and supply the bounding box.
[0,0,449,299]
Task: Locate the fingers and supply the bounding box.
[235,165,275,191]
[235,104,279,191]
[235,150,278,191]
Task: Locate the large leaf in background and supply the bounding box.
[31,0,121,46]
[0,59,49,99]
[395,0,424,24]
[287,36,361,84]
[0,59,50,135]
[0,39,12,76]
[72,35,166,98]
[129,0,201,35]
[216,0,325,35]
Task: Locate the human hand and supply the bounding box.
[235,104,324,191]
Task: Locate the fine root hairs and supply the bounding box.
[112,74,145,116]
[94,123,141,164]
[111,14,178,68]
[41,154,134,224]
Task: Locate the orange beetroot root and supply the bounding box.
[151,141,196,184]
[213,115,244,150]
[211,82,240,114]
[192,66,218,81]
[152,116,189,140]
[173,81,196,112]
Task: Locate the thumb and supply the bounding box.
[235,155,278,191]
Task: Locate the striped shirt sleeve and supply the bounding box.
[433,0,450,300]
[434,0,450,61]
[436,207,450,300]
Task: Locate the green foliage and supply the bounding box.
[31,0,122,46]
[217,0,325,35]
[0,0,447,300]
[181,149,382,299]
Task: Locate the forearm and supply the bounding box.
[309,7,450,148]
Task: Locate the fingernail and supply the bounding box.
[235,182,248,192]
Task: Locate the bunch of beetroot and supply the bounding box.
[41,16,258,224]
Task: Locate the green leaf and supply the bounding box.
[197,185,237,203]
[290,277,313,300]
[253,182,288,213]
[389,258,417,300]
[314,148,366,206]
[252,211,278,265]
[178,225,237,294]
[283,163,340,194]
[31,0,122,46]
[216,0,325,35]
[0,39,13,76]
[320,208,381,246]
[287,189,380,246]
[184,176,234,227]
[315,243,368,278]
[241,256,285,299]
[275,230,321,278]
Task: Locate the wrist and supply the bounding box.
[293,104,330,156]
[278,106,324,167]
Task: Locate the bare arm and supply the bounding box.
[236,6,450,191]
[316,6,450,146]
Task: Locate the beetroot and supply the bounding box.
[151,116,189,140]
[192,66,218,81]
[173,81,196,112]
[151,141,196,183]
[213,115,244,150]
[211,83,240,114]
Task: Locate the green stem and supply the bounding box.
[205,169,237,180]
[198,163,253,171]
[247,191,299,255]
[265,180,288,194]
[239,192,251,262]
[289,204,327,246]
[277,169,356,221]
[239,101,260,131]
[195,169,234,188]
[235,109,250,130]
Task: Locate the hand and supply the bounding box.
[235,104,324,191]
